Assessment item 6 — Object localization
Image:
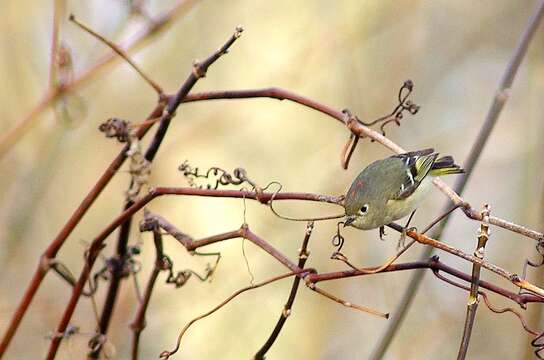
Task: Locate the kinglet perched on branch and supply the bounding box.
[344,148,464,231]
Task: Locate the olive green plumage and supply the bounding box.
[344,148,464,230]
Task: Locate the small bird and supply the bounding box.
[343,148,464,232]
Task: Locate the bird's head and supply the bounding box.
[343,177,374,230]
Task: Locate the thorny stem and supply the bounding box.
[0,0,200,160]
[44,26,244,360]
[254,222,315,359]
[371,1,544,357]
[457,205,491,360]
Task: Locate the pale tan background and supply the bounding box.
[1,1,544,359]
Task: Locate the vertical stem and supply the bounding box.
[457,205,489,359]
[130,228,164,360]
[254,222,314,359]
[370,1,544,358]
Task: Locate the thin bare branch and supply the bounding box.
[306,283,389,319]
[309,256,543,307]
[0,99,166,358]
[331,239,417,275]
[182,88,543,242]
[0,0,200,160]
[159,271,306,359]
[254,222,314,359]
[130,228,165,360]
[69,14,164,95]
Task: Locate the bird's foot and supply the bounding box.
[398,226,417,250]
[379,226,386,240]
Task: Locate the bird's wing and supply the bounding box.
[390,150,437,200]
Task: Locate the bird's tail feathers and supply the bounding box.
[430,155,465,176]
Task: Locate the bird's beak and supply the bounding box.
[344,216,355,227]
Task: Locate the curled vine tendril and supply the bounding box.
[355,79,420,137]
[340,80,420,169]
[179,161,256,190]
[532,332,544,359]
[266,181,345,222]
[49,242,142,297]
[160,252,220,288]
[331,221,346,252]
[520,237,544,297]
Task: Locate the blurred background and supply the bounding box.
[1,0,544,359]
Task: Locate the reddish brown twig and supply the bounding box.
[88,21,242,359]
[254,222,315,359]
[181,88,543,242]
[1,2,200,350]
[331,238,417,275]
[69,13,170,356]
[308,256,543,307]
[340,133,359,170]
[149,213,387,358]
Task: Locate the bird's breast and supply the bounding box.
[385,176,434,221]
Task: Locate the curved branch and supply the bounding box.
[182,88,543,242]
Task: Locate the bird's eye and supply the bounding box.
[358,204,369,215]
